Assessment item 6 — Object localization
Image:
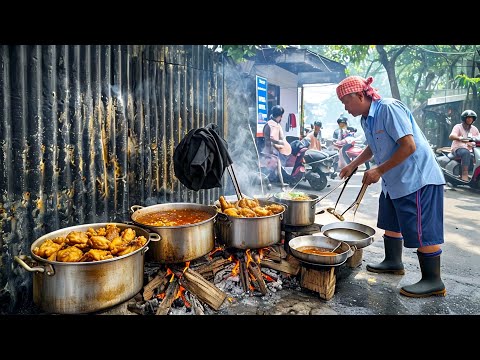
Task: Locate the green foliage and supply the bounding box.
[455,74,480,88]
[219,45,288,63]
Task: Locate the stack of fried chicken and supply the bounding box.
[33,224,147,262]
[218,196,284,218]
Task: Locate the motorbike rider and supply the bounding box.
[448,109,479,181]
[304,120,323,150]
[333,115,350,140]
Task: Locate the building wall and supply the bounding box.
[0,45,239,313]
[254,65,300,138]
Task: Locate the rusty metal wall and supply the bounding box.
[0,45,228,313]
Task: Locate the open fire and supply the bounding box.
[127,244,302,315]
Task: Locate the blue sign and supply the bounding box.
[256,75,268,136]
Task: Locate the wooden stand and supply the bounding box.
[299,248,364,301]
[300,266,336,301]
[346,248,363,268]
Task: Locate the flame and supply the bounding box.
[165,267,175,283]
[258,248,266,263]
[209,247,224,258]
[183,261,190,274]
[262,273,275,282]
[231,260,240,276]
[246,249,253,267]
[176,286,191,308]
[156,293,166,299]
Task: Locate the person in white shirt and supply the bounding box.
[449,109,479,181]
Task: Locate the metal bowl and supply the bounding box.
[321,221,375,249]
[288,235,352,266]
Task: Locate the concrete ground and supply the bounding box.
[101,168,480,317]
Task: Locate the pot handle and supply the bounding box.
[130,205,144,213]
[141,246,149,255]
[148,233,161,242]
[216,212,232,226]
[14,255,45,273]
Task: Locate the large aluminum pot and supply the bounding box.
[131,203,217,263]
[321,221,375,249]
[215,200,286,249]
[274,192,322,226]
[14,222,158,314]
[288,235,353,266]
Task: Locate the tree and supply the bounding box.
[302,45,479,110]
[209,45,288,63]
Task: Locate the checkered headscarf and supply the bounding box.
[336,76,381,101]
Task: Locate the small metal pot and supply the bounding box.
[288,235,353,266]
[14,222,158,314]
[215,200,285,249]
[274,192,322,226]
[321,221,375,249]
[131,203,217,263]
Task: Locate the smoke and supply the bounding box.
[222,61,268,198]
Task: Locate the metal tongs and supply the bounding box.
[339,182,368,220]
[326,168,358,221]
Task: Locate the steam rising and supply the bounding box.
[222,61,268,198]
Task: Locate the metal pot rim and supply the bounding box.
[30,222,151,266]
[321,221,375,249]
[288,235,351,265]
[131,203,217,229]
[274,192,319,202]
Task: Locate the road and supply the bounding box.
[226,168,480,316]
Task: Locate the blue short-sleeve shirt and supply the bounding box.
[361,98,445,199]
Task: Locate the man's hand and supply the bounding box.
[339,164,355,179]
[362,167,382,185]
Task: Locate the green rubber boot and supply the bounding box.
[400,251,446,298]
[366,236,405,275]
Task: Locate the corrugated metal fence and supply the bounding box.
[0,45,232,312]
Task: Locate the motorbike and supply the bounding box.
[328,136,371,178]
[435,137,480,189]
[259,139,338,191]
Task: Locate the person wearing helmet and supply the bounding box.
[336,75,446,298]
[333,115,349,140]
[449,109,480,181]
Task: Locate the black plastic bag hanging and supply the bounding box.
[173,123,233,191]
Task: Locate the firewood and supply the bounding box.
[270,244,287,259]
[248,261,267,295]
[194,257,231,280]
[156,278,180,315]
[264,251,281,263]
[143,269,168,300]
[179,268,227,311]
[239,259,251,293]
[186,292,205,315]
[260,256,300,276]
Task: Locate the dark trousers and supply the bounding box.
[454,148,472,168]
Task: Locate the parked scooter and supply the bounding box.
[302,148,338,190]
[435,137,480,189]
[259,139,338,191]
